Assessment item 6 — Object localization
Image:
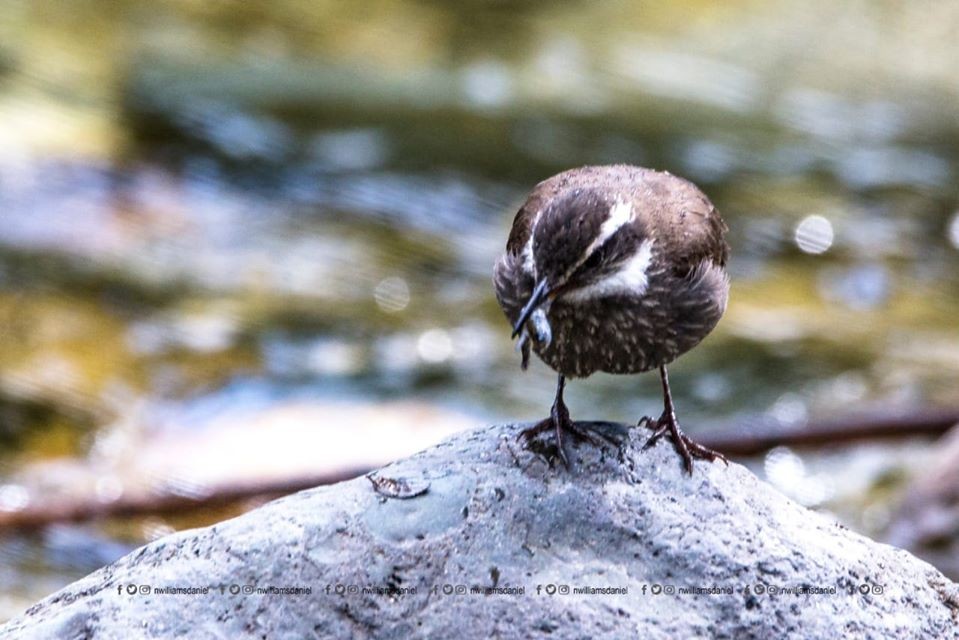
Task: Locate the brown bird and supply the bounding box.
[493,164,729,473]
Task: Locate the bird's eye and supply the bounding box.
[579,247,604,273]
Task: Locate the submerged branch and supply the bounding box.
[700,407,959,456]
[0,467,373,533]
[1,408,956,532]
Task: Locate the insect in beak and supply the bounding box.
[512,279,553,346]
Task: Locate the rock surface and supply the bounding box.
[3,422,958,639]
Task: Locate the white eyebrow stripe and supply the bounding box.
[561,199,634,280]
[562,238,654,302]
[596,200,634,247]
[521,208,543,276]
[523,233,536,275]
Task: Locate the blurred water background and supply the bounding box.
[1,0,959,618]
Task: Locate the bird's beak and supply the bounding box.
[511,278,551,340]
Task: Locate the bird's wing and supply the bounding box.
[504,183,550,255]
[627,168,729,276]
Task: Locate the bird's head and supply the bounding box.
[511,188,651,344]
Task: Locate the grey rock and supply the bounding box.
[3,422,958,639]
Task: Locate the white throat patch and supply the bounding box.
[563,238,655,302]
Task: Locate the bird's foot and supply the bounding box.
[519,406,616,468]
[518,400,573,467]
[639,410,728,475]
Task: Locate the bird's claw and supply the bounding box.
[639,410,728,474]
[518,414,572,467]
[518,410,619,469]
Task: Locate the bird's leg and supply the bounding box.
[519,375,574,466]
[519,375,621,466]
[550,375,571,465]
[640,365,728,474]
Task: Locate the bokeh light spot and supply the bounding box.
[0,484,30,512]
[374,277,411,313]
[794,214,834,254]
[417,329,453,363]
[948,210,959,250]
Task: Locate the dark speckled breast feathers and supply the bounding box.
[493,164,730,474]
